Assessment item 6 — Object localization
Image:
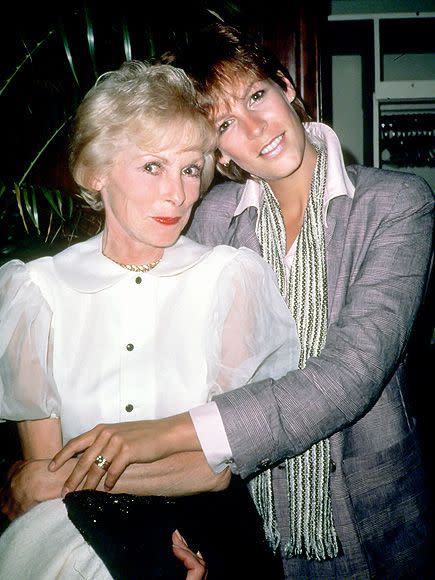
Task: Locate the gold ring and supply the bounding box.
[94,454,111,471]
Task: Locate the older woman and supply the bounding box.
[0,61,298,578]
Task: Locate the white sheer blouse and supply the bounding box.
[0,234,299,444]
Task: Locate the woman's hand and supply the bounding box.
[0,458,78,520]
[49,413,201,494]
[172,530,208,580]
[0,460,29,520]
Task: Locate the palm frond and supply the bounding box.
[60,26,81,87]
[84,3,98,79]
[14,184,29,234]
[41,186,65,220]
[205,9,225,22]
[2,1,250,257]
[0,31,54,96]
[21,185,40,233]
[18,116,72,187]
[122,18,132,62]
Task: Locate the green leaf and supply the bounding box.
[48,221,63,245]
[21,185,32,220]
[146,27,156,59]
[0,31,54,96]
[20,185,40,233]
[60,26,80,88]
[14,184,29,234]
[206,9,225,22]
[18,116,71,186]
[44,210,53,243]
[30,186,40,233]
[42,186,65,219]
[122,18,132,62]
[84,2,98,79]
[66,194,74,219]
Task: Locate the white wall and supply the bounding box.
[332,55,364,164]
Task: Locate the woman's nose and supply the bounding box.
[163,176,186,206]
[243,113,266,139]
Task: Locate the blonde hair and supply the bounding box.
[69,61,217,210]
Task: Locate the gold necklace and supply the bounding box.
[104,253,161,273]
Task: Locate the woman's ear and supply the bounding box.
[277,72,296,102]
[218,152,230,167]
[90,174,105,192]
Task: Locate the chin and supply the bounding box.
[154,233,183,248]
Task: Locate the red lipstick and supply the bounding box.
[153,217,180,225]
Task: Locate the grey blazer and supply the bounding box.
[187,165,434,579]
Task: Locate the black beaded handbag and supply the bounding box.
[63,476,284,580]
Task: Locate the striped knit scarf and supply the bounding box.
[250,144,339,560]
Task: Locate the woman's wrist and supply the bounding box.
[164,412,202,456]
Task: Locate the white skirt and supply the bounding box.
[0,498,112,579]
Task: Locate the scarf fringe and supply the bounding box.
[248,471,281,553]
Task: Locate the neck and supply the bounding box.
[102,227,163,266]
[266,139,318,251]
[269,139,317,218]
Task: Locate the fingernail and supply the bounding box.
[48,461,55,471]
[61,487,69,498]
[196,550,203,559]
[174,529,187,545]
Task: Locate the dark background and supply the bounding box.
[1,0,433,536]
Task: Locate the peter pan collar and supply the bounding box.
[53,233,212,292]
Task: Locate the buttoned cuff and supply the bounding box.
[189,402,234,473]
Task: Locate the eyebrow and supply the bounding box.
[214,80,264,123]
[139,152,204,165]
[137,153,167,164]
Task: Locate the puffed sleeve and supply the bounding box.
[0,259,61,421]
[206,248,300,399]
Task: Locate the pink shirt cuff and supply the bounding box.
[189,402,234,473]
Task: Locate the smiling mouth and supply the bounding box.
[260,134,284,156]
[153,217,181,225]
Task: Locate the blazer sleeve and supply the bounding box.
[213,172,435,478]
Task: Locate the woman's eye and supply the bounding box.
[250,90,265,105]
[218,119,232,134]
[182,164,202,178]
[143,162,161,174]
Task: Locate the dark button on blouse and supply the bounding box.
[135,277,142,284]
[125,404,134,412]
[126,343,134,351]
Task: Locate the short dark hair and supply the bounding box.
[160,23,310,183]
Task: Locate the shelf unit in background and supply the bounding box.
[328,11,435,190]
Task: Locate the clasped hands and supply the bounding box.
[49,412,200,494]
